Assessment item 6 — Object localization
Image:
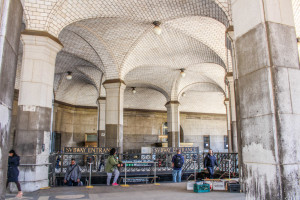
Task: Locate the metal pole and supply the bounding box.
[154,162,156,184]
[194,161,196,181]
[125,163,127,185]
[229,159,231,179]
[89,162,92,186]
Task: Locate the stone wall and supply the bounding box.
[54,103,98,149]
[123,110,228,152]
[10,101,228,153]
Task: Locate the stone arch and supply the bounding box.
[178,82,225,101]
[125,81,170,101]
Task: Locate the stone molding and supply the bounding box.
[21,30,63,47]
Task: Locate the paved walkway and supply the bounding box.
[6,183,245,200]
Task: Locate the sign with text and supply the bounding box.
[64,147,117,154]
[152,147,199,153]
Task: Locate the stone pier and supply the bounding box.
[232,0,300,199]
[14,32,62,192]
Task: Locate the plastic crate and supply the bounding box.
[194,183,210,193]
[228,183,240,193]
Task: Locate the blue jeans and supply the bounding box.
[172,169,182,183]
[67,180,78,186]
[207,167,214,179]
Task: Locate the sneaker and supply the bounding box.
[112,183,119,186]
[16,191,23,199]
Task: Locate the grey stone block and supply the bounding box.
[267,22,299,69]
[288,68,300,114]
[238,67,273,119]
[235,23,270,78]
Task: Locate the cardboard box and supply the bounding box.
[187,181,195,190]
[212,181,226,191]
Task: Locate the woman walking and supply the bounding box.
[7,150,22,198]
[105,148,122,186]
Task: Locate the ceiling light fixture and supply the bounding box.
[182,92,186,97]
[66,71,72,80]
[180,68,186,78]
[153,21,162,35]
[132,87,136,94]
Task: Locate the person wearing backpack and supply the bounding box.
[171,149,184,183]
[64,158,82,186]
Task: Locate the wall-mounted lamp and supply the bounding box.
[66,71,72,80]
[297,37,300,43]
[153,21,162,35]
[132,87,136,94]
[180,68,186,78]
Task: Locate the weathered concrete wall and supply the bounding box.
[123,110,167,151]
[0,0,23,199]
[181,113,227,152]
[123,110,227,152]
[54,103,98,149]
[52,106,228,153]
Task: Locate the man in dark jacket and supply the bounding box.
[64,158,82,186]
[204,149,219,179]
[171,149,184,183]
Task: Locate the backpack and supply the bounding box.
[174,155,183,168]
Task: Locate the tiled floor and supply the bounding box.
[6,182,245,200]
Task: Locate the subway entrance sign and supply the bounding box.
[64,147,118,154]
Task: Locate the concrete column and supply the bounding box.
[224,98,232,152]
[97,97,106,147]
[0,0,23,199]
[103,80,125,153]
[165,101,180,147]
[226,74,238,153]
[14,32,62,192]
[232,0,300,199]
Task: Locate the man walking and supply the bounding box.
[64,158,82,186]
[204,149,219,179]
[171,149,184,183]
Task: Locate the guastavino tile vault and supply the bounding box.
[0,0,300,199]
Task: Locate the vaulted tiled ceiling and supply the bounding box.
[15,0,300,113]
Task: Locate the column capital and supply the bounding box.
[224,98,230,105]
[226,26,235,40]
[165,101,180,107]
[103,79,126,89]
[226,72,234,83]
[21,30,63,52]
[96,97,106,105]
